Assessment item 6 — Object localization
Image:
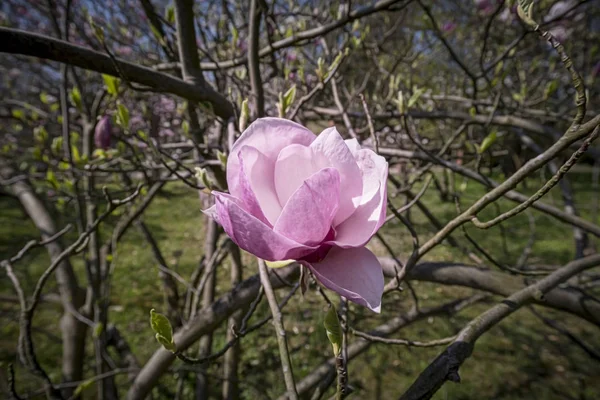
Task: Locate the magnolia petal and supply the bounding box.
[355,149,388,206]
[328,187,385,248]
[202,205,218,221]
[228,118,315,199]
[274,143,330,207]
[344,138,361,156]
[311,127,362,225]
[238,145,281,225]
[306,246,384,313]
[328,150,388,247]
[274,168,340,245]
[211,191,316,261]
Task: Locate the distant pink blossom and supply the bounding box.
[94,115,112,150]
[474,0,494,14]
[204,118,388,312]
[548,25,569,42]
[159,128,175,137]
[285,51,298,62]
[237,39,248,53]
[592,61,600,78]
[441,21,457,33]
[157,96,176,113]
[545,0,578,22]
[115,46,133,56]
[129,115,145,130]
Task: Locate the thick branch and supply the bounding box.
[399,253,600,400]
[248,0,265,117]
[0,27,233,119]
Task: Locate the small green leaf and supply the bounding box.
[235,68,247,80]
[149,24,165,46]
[478,131,498,154]
[408,87,426,109]
[102,74,119,96]
[316,57,326,81]
[494,61,504,76]
[182,120,190,136]
[116,103,130,128]
[277,92,285,118]
[216,150,228,168]
[156,334,176,352]
[51,137,63,155]
[93,323,104,338]
[92,149,106,159]
[194,167,212,190]
[469,107,477,118]
[394,91,406,114]
[73,378,95,397]
[231,24,239,48]
[325,50,346,80]
[265,260,294,269]
[40,91,50,104]
[544,80,558,99]
[88,15,105,42]
[71,145,81,163]
[150,309,176,352]
[11,109,24,120]
[34,126,48,142]
[46,170,58,189]
[285,26,293,38]
[70,87,82,109]
[517,0,536,28]
[165,5,175,24]
[239,98,249,132]
[283,85,297,110]
[323,306,343,356]
[70,131,80,144]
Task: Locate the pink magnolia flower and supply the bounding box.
[204,118,387,312]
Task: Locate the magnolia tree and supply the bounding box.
[1,0,600,399]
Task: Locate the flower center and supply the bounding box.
[299,227,335,263]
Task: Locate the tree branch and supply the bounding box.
[0,27,233,119]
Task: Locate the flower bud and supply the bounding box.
[94,116,112,150]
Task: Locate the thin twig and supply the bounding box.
[359,93,378,154]
[351,329,456,347]
[258,259,298,400]
[472,126,600,228]
[2,224,72,266]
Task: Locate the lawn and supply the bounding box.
[1,168,599,399]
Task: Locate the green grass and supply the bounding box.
[2,168,600,399]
